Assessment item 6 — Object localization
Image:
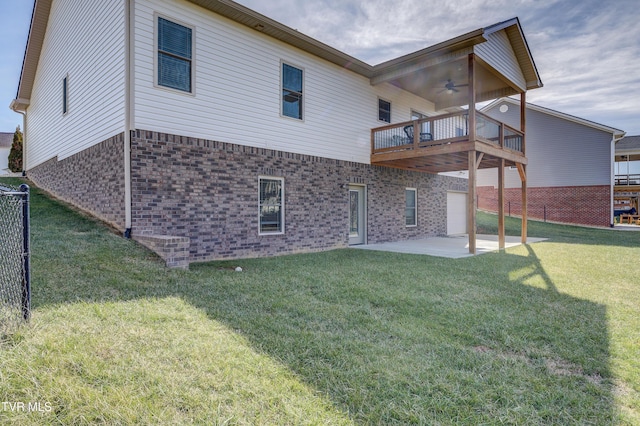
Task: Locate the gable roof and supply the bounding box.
[11,0,541,111]
[0,133,13,149]
[484,18,541,90]
[10,0,47,111]
[482,97,626,138]
[616,135,640,151]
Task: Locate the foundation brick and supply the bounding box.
[131,130,468,263]
[28,134,126,230]
[25,129,469,266]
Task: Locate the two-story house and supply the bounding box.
[477,98,625,227]
[11,0,542,267]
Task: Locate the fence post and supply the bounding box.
[20,184,30,321]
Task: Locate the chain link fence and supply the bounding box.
[0,183,30,334]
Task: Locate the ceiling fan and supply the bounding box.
[438,79,468,94]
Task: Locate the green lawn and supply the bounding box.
[1,176,639,424]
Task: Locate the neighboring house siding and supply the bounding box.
[476,99,615,227]
[26,0,126,169]
[130,130,467,262]
[0,133,10,172]
[132,0,435,165]
[477,102,613,188]
[475,31,525,90]
[0,148,9,173]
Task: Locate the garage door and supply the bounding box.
[447,192,467,235]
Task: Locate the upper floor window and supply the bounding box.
[157,17,193,93]
[379,98,391,123]
[282,63,303,120]
[62,75,69,115]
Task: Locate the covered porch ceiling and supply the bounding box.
[390,55,520,110]
[377,55,520,111]
[368,18,541,112]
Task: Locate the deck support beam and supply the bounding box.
[498,158,505,250]
[520,92,527,244]
[467,53,478,254]
[468,150,477,254]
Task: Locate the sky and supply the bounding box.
[1,0,639,138]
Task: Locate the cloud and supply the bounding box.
[238,0,640,133]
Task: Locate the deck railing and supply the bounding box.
[615,174,640,186]
[371,110,524,155]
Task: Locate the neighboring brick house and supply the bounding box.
[477,98,625,227]
[11,0,542,267]
[614,135,640,218]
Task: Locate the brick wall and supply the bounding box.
[27,134,126,230]
[478,185,611,227]
[131,130,468,262]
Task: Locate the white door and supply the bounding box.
[447,192,467,235]
[349,185,366,245]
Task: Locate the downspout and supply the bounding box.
[610,136,616,227]
[123,0,133,238]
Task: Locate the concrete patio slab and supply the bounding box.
[352,234,547,259]
[614,224,640,231]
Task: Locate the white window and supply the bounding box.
[405,188,417,227]
[62,75,69,115]
[378,98,391,123]
[157,16,193,93]
[259,177,284,234]
[282,63,303,120]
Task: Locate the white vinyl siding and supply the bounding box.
[133,0,435,164]
[26,0,126,169]
[475,30,526,91]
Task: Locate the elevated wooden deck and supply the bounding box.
[371,110,527,173]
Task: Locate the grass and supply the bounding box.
[1,176,639,424]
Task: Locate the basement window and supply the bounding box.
[259,177,285,234]
[405,188,417,227]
